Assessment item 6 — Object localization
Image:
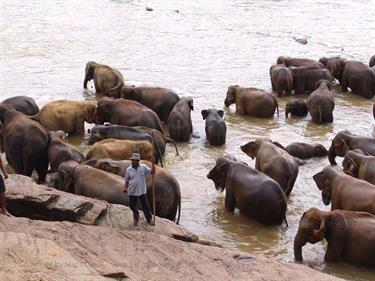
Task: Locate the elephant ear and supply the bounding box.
[342,156,358,177]
[59,170,73,192]
[99,161,121,175]
[272,141,286,150]
[313,171,326,190]
[187,98,194,111]
[240,141,258,159]
[313,217,326,241]
[218,110,224,118]
[201,110,209,120]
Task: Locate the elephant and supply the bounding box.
[328,130,375,165]
[319,57,348,82]
[240,138,299,196]
[83,61,124,97]
[369,55,375,68]
[276,56,324,68]
[201,108,226,146]
[285,142,328,159]
[31,100,96,135]
[0,105,49,183]
[167,97,193,142]
[116,86,180,122]
[290,66,333,94]
[47,131,85,172]
[207,157,287,225]
[313,165,375,215]
[269,64,293,96]
[341,61,375,99]
[85,139,154,163]
[294,207,375,267]
[82,158,181,223]
[285,99,308,118]
[306,80,334,124]
[96,97,163,133]
[1,96,39,116]
[342,150,375,185]
[224,85,279,118]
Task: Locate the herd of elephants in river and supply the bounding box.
[1,54,375,268]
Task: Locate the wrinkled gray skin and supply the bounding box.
[167,97,193,142]
[369,55,375,68]
[47,131,85,172]
[306,80,334,124]
[276,56,324,68]
[328,130,375,165]
[2,96,39,116]
[290,66,333,94]
[342,150,375,185]
[82,158,181,223]
[341,61,375,99]
[313,165,375,215]
[240,138,299,196]
[201,109,226,146]
[117,86,180,122]
[319,57,348,83]
[285,99,308,118]
[294,207,375,267]
[207,157,287,225]
[285,142,328,159]
[269,64,293,96]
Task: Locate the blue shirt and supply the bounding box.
[124,164,151,196]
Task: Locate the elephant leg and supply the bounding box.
[35,159,48,184]
[324,233,345,262]
[235,102,245,115]
[23,157,34,177]
[341,77,348,92]
[224,189,235,213]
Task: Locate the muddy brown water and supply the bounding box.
[1,1,375,280]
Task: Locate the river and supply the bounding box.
[1,0,375,280]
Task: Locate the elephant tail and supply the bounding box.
[150,132,164,168]
[318,107,323,123]
[105,80,124,98]
[176,189,181,224]
[284,216,288,227]
[275,98,279,118]
[165,136,179,156]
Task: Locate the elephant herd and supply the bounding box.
[1,57,375,268]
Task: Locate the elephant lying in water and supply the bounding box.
[342,150,375,185]
[83,158,181,223]
[313,165,375,215]
[284,142,327,159]
[294,208,375,267]
[207,157,287,225]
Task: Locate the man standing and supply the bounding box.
[0,156,9,215]
[123,152,155,226]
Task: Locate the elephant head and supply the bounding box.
[294,208,328,261]
[83,61,98,89]
[119,86,139,101]
[54,160,79,192]
[369,55,375,68]
[181,97,194,111]
[342,149,366,177]
[313,166,341,205]
[319,57,347,82]
[97,160,122,175]
[224,85,240,107]
[95,97,114,125]
[276,56,287,65]
[47,130,68,142]
[313,144,328,157]
[328,131,353,165]
[315,79,332,91]
[201,109,224,120]
[83,102,97,123]
[207,157,232,191]
[240,139,262,159]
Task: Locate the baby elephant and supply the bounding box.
[201,109,226,146]
[167,97,193,142]
[285,142,328,159]
[269,64,293,96]
[306,80,334,124]
[285,99,308,118]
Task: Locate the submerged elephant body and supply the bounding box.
[285,142,327,159]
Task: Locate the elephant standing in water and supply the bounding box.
[342,150,375,185]
[276,56,324,68]
[83,61,124,97]
[269,64,293,96]
[1,96,39,116]
[294,208,375,267]
[285,99,308,118]
[290,66,332,94]
[341,61,375,99]
[319,56,348,83]
[306,80,335,124]
[207,157,287,225]
[167,97,194,142]
[201,109,226,146]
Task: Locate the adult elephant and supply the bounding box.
[319,57,348,83]
[201,108,226,146]
[285,142,327,159]
[47,131,85,172]
[207,157,287,225]
[83,158,181,223]
[276,56,324,68]
[290,66,333,94]
[285,99,308,117]
[240,138,299,196]
[269,64,293,96]
[313,165,375,215]
[224,85,279,118]
[342,150,375,185]
[294,207,375,267]
[167,97,193,142]
[83,61,124,97]
[0,105,49,183]
[32,100,96,135]
[96,97,163,133]
[341,61,375,99]
[328,130,375,165]
[1,96,39,116]
[369,55,375,68]
[306,80,334,124]
[116,86,180,122]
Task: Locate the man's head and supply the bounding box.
[130,152,141,168]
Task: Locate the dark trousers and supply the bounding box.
[129,194,152,223]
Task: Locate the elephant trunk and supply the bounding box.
[293,230,305,262]
[285,106,290,118]
[328,145,337,165]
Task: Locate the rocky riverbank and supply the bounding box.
[0,175,343,281]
